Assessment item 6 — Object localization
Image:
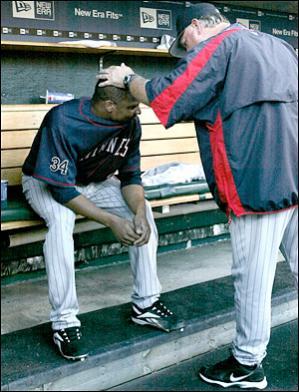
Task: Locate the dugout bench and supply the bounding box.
[1,104,227,253]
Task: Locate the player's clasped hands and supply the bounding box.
[96,63,133,89]
[133,214,151,246]
[109,215,150,247]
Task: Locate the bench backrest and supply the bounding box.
[1,104,200,187]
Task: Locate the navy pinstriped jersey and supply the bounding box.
[23,98,142,204]
[146,23,298,217]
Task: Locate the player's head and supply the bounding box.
[92,82,141,122]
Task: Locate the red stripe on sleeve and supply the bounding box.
[151,28,241,126]
[33,174,75,187]
[208,111,246,217]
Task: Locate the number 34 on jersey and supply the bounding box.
[50,156,69,175]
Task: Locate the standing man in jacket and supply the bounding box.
[97,3,298,389]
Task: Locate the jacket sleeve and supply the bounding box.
[145,31,234,128]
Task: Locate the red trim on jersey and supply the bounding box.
[33,174,75,187]
[151,28,241,127]
[208,111,246,217]
[79,98,125,128]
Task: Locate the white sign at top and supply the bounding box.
[12,1,55,20]
[140,7,172,30]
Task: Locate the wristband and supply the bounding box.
[123,74,137,90]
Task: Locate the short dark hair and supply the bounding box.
[92,82,131,104]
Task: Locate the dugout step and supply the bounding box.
[1,261,297,391]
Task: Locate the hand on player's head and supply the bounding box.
[97,63,134,89]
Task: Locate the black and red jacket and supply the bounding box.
[146,24,298,217]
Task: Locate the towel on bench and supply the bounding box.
[142,162,206,187]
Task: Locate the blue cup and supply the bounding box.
[1,179,8,202]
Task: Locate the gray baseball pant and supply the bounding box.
[22,175,161,331]
[230,207,298,366]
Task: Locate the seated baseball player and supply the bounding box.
[22,82,181,361]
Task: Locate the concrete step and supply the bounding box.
[109,319,298,391]
[1,240,234,335]
[1,261,297,391]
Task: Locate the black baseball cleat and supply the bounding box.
[199,355,267,389]
[53,327,88,361]
[131,300,184,332]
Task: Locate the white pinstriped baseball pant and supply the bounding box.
[22,175,161,331]
[229,207,298,366]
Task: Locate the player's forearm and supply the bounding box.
[64,194,117,228]
[121,184,146,216]
[129,76,150,106]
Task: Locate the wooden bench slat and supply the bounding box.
[1,130,38,149]
[141,152,201,171]
[1,220,43,231]
[150,194,201,207]
[150,193,212,207]
[1,149,30,168]
[140,138,198,156]
[1,168,22,186]
[1,111,49,130]
[141,123,195,139]
[138,107,160,124]
[1,104,56,112]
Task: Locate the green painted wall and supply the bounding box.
[1,50,177,104]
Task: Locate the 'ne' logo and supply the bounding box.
[142,12,154,23]
[14,1,31,12]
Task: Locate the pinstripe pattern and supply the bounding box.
[229,207,298,366]
[22,175,161,331]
